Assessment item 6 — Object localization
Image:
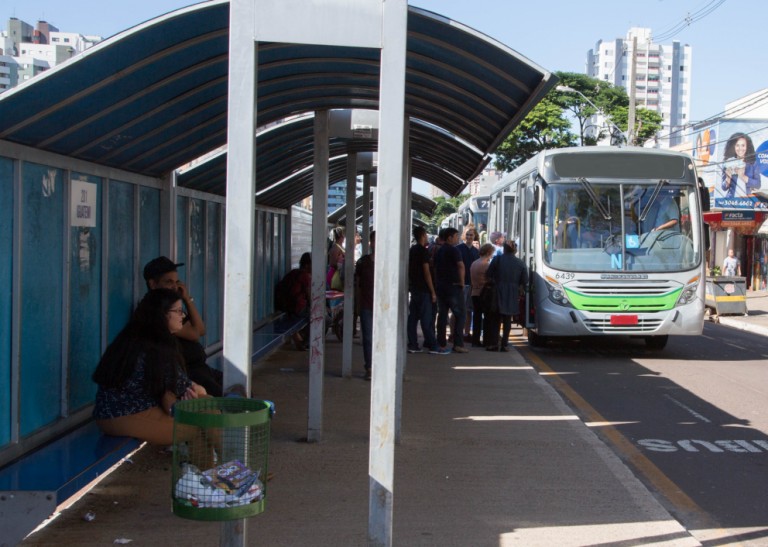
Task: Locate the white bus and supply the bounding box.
[440,212,458,230]
[457,195,490,236]
[489,147,709,350]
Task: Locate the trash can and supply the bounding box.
[705,276,748,316]
[172,397,271,521]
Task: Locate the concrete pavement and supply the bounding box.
[19,331,714,546]
[23,289,768,545]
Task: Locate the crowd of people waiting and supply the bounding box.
[410,224,527,355]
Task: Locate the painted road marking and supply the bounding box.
[512,333,732,541]
[639,439,768,453]
[663,394,711,423]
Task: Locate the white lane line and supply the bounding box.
[663,394,711,423]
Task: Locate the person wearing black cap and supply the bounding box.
[143,256,223,396]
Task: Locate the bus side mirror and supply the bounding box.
[703,222,710,251]
[699,185,711,212]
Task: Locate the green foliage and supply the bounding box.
[493,98,575,172]
[430,194,469,231]
[493,71,668,171]
[611,106,663,146]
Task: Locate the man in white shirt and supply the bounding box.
[722,249,741,277]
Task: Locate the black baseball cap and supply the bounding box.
[143,256,184,281]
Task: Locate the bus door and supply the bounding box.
[519,176,538,329]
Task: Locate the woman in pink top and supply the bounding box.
[470,243,495,347]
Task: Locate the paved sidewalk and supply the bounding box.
[23,332,700,546]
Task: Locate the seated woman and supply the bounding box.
[92,288,209,447]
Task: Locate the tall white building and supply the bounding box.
[587,27,691,148]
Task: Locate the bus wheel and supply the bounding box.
[645,335,668,350]
[527,330,547,348]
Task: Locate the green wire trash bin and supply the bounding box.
[172,397,271,521]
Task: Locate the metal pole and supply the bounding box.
[222,0,257,544]
[368,0,407,544]
[308,110,330,443]
[342,153,357,377]
[627,36,638,146]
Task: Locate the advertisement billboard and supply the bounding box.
[693,120,768,210]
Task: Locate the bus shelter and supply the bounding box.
[0,1,556,544]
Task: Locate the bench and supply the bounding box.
[252,313,309,361]
[0,421,141,545]
[0,314,307,544]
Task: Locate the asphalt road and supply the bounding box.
[515,323,768,546]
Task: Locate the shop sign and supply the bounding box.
[722,210,755,226]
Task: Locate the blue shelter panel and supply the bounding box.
[205,202,221,346]
[0,157,14,445]
[264,213,275,314]
[188,198,205,321]
[68,173,103,411]
[107,180,135,344]
[176,196,189,279]
[20,162,64,435]
[253,210,266,322]
[138,186,161,277]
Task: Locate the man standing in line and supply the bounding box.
[434,227,468,354]
[407,227,438,354]
[143,256,223,396]
[427,232,444,335]
[489,231,506,257]
[456,225,480,342]
[355,231,376,380]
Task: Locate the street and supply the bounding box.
[516,322,768,546]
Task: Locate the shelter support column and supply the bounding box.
[342,153,357,377]
[222,0,257,544]
[396,131,411,444]
[368,0,407,545]
[308,110,330,442]
[362,173,372,255]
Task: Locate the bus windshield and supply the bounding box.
[543,181,701,273]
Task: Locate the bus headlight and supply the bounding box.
[545,276,572,307]
[676,275,700,306]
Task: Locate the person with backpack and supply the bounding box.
[275,252,312,350]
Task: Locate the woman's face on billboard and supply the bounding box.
[734,137,747,158]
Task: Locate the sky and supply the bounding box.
[7,0,766,123]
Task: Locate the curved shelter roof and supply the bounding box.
[0,0,556,207]
[327,191,436,226]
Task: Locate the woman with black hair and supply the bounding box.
[721,132,761,198]
[92,288,208,445]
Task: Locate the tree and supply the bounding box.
[430,194,468,230]
[493,98,575,172]
[492,71,665,172]
[611,106,663,146]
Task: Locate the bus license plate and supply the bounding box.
[610,315,638,325]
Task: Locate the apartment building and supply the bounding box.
[587,27,691,148]
[0,17,101,93]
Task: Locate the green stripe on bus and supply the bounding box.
[564,287,683,312]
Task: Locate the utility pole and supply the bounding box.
[627,36,637,146]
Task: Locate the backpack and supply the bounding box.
[275,269,300,313]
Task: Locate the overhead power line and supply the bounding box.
[653,0,727,42]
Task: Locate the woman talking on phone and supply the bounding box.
[92,288,209,445]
